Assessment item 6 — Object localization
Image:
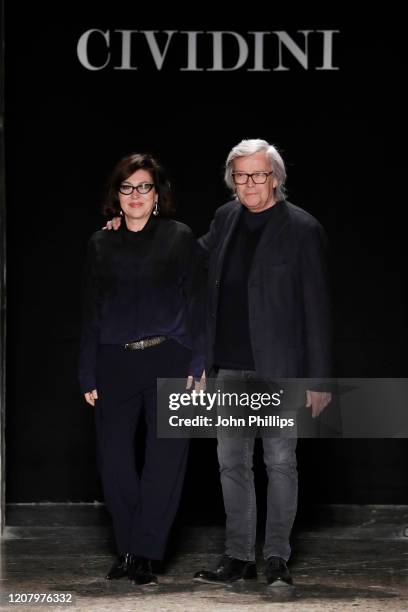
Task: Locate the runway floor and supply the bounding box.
[1,504,408,611]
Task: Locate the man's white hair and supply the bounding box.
[224,139,286,200]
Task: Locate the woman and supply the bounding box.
[79,153,204,585]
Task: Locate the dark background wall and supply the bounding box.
[4,5,407,515]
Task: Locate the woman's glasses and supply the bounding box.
[119,182,154,195]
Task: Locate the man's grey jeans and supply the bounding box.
[216,368,298,562]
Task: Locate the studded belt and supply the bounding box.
[124,336,166,350]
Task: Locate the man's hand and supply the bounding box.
[84,389,98,406]
[306,390,332,418]
[103,217,122,231]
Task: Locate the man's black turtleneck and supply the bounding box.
[214,203,280,370]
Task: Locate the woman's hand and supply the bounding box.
[186,371,206,391]
[84,389,98,406]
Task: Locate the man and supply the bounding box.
[192,139,332,587]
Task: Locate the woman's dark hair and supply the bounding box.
[102,152,174,217]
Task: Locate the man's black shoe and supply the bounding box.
[193,554,257,584]
[129,557,158,586]
[105,553,136,580]
[265,556,293,587]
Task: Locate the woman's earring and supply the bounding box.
[119,210,123,216]
[153,200,159,216]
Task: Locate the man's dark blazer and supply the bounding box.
[197,199,332,379]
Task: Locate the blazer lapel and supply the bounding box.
[215,201,242,277]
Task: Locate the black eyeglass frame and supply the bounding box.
[231,171,273,185]
[119,182,155,195]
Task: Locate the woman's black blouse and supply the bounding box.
[79,215,204,393]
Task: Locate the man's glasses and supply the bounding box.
[119,182,155,195]
[232,171,273,185]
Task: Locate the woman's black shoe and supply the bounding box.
[105,553,137,580]
[129,558,158,586]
